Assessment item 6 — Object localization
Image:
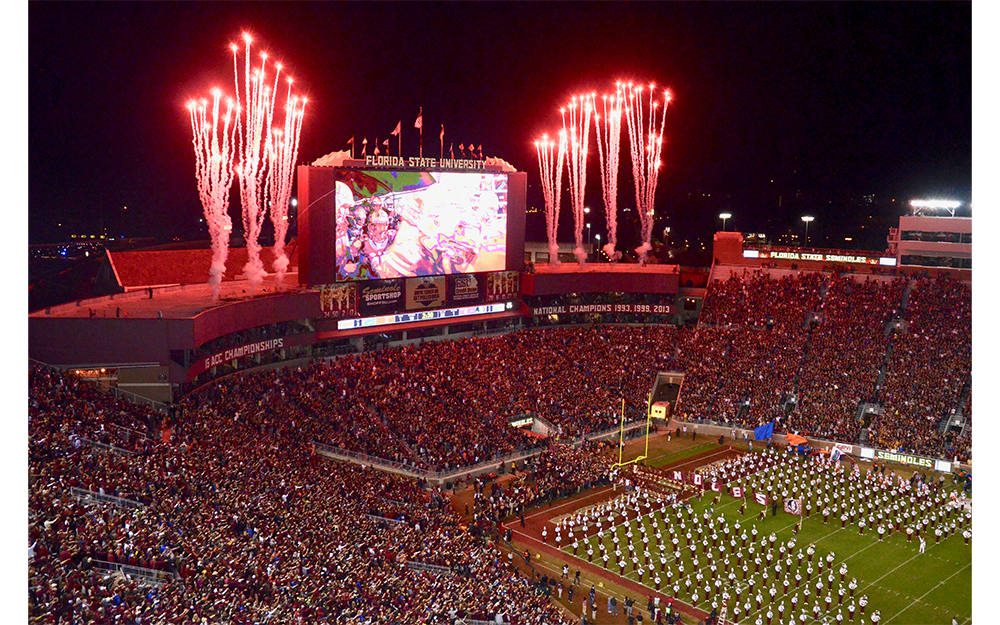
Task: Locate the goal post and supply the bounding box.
[613,398,654,469]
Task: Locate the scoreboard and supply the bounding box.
[299,161,527,326]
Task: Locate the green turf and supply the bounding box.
[645,442,718,469]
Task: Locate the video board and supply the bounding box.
[297,165,526,287]
[335,169,508,281]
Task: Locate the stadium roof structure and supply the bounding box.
[105,244,300,292]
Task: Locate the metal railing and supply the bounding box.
[79,437,134,456]
[312,443,430,479]
[110,423,151,441]
[365,513,406,525]
[312,441,546,483]
[405,560,454,576]
[71,487,145,509]
[89,559,177,587]
[314,417,648,485]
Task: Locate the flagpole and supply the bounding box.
[644,404,652,460]
[617,399,625,467]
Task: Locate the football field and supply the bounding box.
[546,439,972,625]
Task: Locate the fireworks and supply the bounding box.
[595,88,624,261]
[266,77,307,283]
[187,32,306,295]
[532,79,671,265]
[621,82,671,263]
[187,89,238,301]
[534,131,567,263]
[233,33,281,288]
[562,95,595,265]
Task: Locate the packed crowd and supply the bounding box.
[147,270,975,476]
[699,269,826,332]
[470,441,617,526]
[28,266,973,623]
[680,270,824,428]
[876,276,972,461]
[679,270,970,462]
[185,326,691,472]
[29,365,577,625]
[789,275,907,442]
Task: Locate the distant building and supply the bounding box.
[887,201,971,271]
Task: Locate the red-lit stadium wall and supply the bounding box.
[713,231,745,264]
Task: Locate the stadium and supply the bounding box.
[28,149,972,625]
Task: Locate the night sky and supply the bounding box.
[28,2,971,249]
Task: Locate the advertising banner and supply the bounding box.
[358,279,405,316]
[319,283,359,319]
[833,442,854,455]
[188,332,316,380]
[743,249,894,266]
[406,276,446,310]
[508,415,534,428]
[530,303,676,316]
[485,271,520,303]
[447,273,485,306]
[874,449,935,469]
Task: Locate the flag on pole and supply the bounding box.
[440,124,444,141]
[382,138,389,146]
[478,144,483,159]
[784,498,803,516]
[347,136,354,145]
[391,121,401,136]
[449,142,454,159]
[753,491,768,506]
[754,421,775,441]
[374,145,379,156]
[414,108,423,129]
[671,470,683,482]
[692,474,703,486]
[731,486,744,499]
[710,481,722,493]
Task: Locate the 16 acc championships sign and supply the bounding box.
[530,303,675,316]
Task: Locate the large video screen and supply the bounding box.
[332,170,508,281]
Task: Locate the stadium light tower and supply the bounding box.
[719,212,732,231]
[801,215,815,247]
[909,199,962,217]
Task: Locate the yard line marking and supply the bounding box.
[881,561,970,625]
